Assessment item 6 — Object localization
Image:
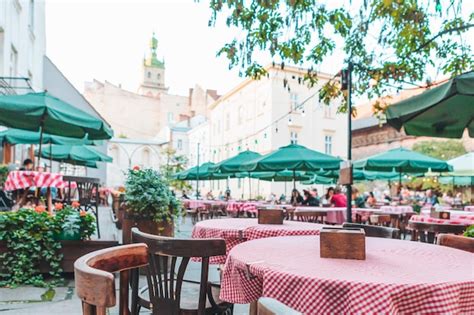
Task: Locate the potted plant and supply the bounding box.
[122,166,181,243]
[53,203,96,241]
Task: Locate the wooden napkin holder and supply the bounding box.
[320,227,366,260]
[258,209,284,225]
[430,210,450,219]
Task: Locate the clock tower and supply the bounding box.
[138,33,168,96]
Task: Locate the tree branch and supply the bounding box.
[408,23,474,56]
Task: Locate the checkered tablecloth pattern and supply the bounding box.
[379,205,414,214]
[4,171,67,191]
[226,201,261,214]
[191,218,322,264]
[410,214,474,225]
[465,205,474,212]
[220,236,474,314]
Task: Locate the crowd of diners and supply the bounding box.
[180,184,469,209]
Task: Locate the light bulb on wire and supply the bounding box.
[288,117,293,126]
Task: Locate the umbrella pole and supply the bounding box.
[37,125,44,169]
[49,144,52,172]
[248,171,251,200]
[293,170,296,189]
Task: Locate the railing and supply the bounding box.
[0,77,34,95]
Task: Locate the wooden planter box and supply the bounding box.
[0,240,119,274]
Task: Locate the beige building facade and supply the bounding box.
[178,65,348,199]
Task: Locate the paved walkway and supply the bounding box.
[0,207,248,314]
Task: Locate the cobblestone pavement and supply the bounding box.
[0,208,249,314]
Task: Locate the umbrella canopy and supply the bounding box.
[36,145,112,164]
[0,92,113,140]
[238,170,314,182]
[210,150,262,173]
[176,162,227,180]
[0,128,99,146]
[353,147,452,173]
[317,169,414,181]
[240,144,341,172]
[439,176,473,186]
[301,174,336,185]
[445,152,474,176]
[386,71,474,138]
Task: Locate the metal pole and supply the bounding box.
[293,170,296,189]
[346,61,353,223]
[196,142,200,199]
[248,172,252,200]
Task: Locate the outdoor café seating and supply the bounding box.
[74,243,149,315]
[131,228,234,315]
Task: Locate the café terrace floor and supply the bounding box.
[0,207,249,315]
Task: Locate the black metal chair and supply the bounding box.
[64,176,101,238]
[131,228,233,315]
[342,223,401,239]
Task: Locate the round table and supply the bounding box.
[220,236,474,314]
[191,218,324,264]
[410,214,474,225]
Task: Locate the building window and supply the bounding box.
[290,131,298,144]
[167,112,174,123]
[290,93,299,111]
[324,104,333,118]
[147,71,151,78]
[157,73,161,80]
[238,106,244,125]
[325,135,333,155]
[28,0,34,31]
[225,113,230,130]
[9,46,18,84]
[177,139,183,150]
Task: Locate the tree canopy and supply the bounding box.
[412,139,466,160]
[207,0,473,112]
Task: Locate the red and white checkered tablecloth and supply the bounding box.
[4,171,68,191]
[220,236,474,314]
[410,214,474,226]
[379,205,414,214]
[226,201,261,214]
[191,218,323,264]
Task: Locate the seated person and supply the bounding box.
[331,187,347,207]
[351,188,366,208]
[290,189,304,206]
[424,189,439,206]
[206,190,215,200]
[19,159,34,171]
[321,187,334,206]
[367,192,377,207]
[302,189,319,206]
[182,190,190,199]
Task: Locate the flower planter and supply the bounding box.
[0,240,119,273]
[55,230,81,241]
[122,210,174,244]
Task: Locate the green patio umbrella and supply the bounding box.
[317,169,413,181]
[354,147,452,186]
[0,92,113,165]
[210,150,262,173]
[386,71,474,138]
[238,170,314,182]
[0,128,99,146]
[210,151,263,198]
[438,152,474,187]
[36,144,112,164]
[240,143,341,188]
[176,162,223,180]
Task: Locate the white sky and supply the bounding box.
[45,0,473,98]
[45,0,252,96]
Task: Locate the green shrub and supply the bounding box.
[0,205,95,287]
[464,225,474,238]
[124,167,181,222]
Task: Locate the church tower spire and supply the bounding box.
[138,32,168,96]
